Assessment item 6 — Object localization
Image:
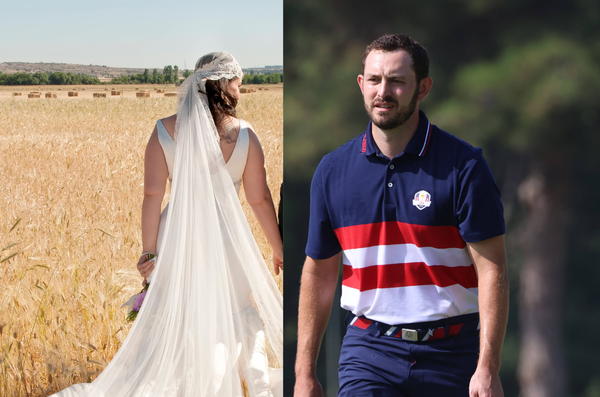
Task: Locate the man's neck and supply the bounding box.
[371,110,420,159]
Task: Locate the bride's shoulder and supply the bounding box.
[158,114,177,139]
[160,114,177,128]
[240,120,259,144]
[237,118,253,131]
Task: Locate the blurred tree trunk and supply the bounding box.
[517,160,568,397]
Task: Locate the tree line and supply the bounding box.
[111,66,181,84]
[0,67,283,86]
[242,73,282,84]
[0,71,101,85]
[110,67,282,85]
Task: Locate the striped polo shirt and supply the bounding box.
[306,111,505,325]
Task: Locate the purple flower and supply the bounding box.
[133,290,147,311]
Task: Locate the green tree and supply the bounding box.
[143,69,150,83]
[433,37,600,397]
[173,65,179,84]
[49,72,69,85]
[33,72,49,85]
[252,74,266,84]
[163,65,173,84]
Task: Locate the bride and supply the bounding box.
[51,52,283,397]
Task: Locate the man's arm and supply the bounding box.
[467,234,509,397]
[294,253,341,397]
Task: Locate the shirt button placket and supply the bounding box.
[384,161,396,206]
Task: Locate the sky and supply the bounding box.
[0,0,283,69]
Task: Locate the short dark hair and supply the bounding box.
[362,34,429,83]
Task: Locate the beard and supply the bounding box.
[365,85,419,130]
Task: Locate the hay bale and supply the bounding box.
[111,90,121,96]
[68,92,78,97]
[164,92,177,97]
[45,92,57,98]
[136,91,150,98]
[12,92,22,96]
[156,89,165,93]
[93,93,107,98]
[240,87,250,93]
[28,93,41,98]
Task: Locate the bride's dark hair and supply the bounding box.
[205,79,237,130]
[195,52,239,130]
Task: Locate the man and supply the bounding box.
[294,34,508,397]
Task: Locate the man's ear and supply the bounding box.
[418,76,433,101]
[357,74,365,95]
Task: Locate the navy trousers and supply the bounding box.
[338,322,479,396]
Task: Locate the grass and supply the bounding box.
[0,85,282,396]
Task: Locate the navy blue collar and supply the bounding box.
[361,110,432,158]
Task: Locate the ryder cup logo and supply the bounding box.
[412,190,432,210]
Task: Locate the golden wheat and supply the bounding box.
[0,84,282,396]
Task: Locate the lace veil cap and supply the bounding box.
[177,51,244,106]
[195,52,244,82]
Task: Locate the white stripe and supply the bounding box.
[421,329,434,341]
[384,326,397,336]
[342,244,472,269]
[341,284,479,325]
[349,316,358,326]
[418,121,431,156]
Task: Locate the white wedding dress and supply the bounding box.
[51,106,283,396]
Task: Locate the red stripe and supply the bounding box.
[342,262,478,291]
[431,324,463,340]
[353,317,371,329]
[334,221,465,250]
[361,133,367,153]
[420,123,432,156]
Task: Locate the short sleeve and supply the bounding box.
[305,160,342,259]
[456,150,505,243]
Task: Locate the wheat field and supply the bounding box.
[0,84,283,396]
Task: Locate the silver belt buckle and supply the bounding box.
[401,328,418,341]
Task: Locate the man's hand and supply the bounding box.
[469,367,504,397]
[294,373,324,397]
[295,254,341,396]
[467,235,508,397]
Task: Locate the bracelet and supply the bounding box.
[139,252,156,262]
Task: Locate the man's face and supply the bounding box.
[358,50,420,130]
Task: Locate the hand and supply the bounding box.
[294,373,323,397]
[272,249,283,275]
[469,367,504,397]
[137,254,155,281]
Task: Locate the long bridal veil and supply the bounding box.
[51,54,283,397]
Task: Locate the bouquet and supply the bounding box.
[122,253,155,322]
[122,282,149,322]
